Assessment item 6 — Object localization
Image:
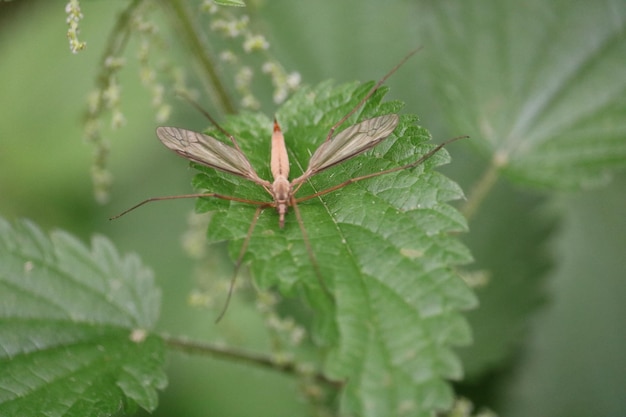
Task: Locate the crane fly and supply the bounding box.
[111,48,467,321]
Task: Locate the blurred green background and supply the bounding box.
[1,1,624,416]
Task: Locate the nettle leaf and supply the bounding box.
[193,80,476,416]
[0,218,165,417]
[424,0,626,189]
[458,184,556,378]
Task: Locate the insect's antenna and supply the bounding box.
[175,90,245,153]
[325,47,423,142]
[290,198,335,303]
[296,135,469,203]
[109,193,267,220]
[215,206,265,323]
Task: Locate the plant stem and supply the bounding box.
[163,0,236,115]
[162,334,343,389]
[460,151,507,221]
[85,0,147,202]
[88,0,144,108]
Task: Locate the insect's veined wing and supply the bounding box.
[156,126,269,186]
[293,114,399,184]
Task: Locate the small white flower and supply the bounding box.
[286,72,301,90]
[65,0,86,53]
[261,61,276,74]
[111,109,126,129]
[243,34,269,53]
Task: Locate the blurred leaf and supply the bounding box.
[0,218,166,417]
[456,184,556,378]
[190,80,476,416]
[500,174,626,417]
[423,0,626,189]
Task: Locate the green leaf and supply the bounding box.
[500,174,626,417]
[193,81,476,416]
[423,0,626,190]
[457,183,556,378]
[0,218,166,417]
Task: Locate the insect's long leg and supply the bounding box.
[176,90,245,154]
[291,181,306,196]
[215,205,266,323]
[109,193,268,220]
[295,135,468,203]
[322,47,422,144]
[290,198,335,303]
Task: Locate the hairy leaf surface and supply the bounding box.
[0,219,165,417]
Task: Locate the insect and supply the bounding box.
[112,49,467,321]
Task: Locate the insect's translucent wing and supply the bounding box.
[156,126,268,186]
[294,114,399,183]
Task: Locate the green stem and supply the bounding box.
[460,151,507,221]
[162,334,343,389]
[85,0,148,202]
[163,0,236,115]
[94,0,145,87]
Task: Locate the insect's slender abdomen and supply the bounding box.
[272,177,291,228]
[278,207,288,229]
